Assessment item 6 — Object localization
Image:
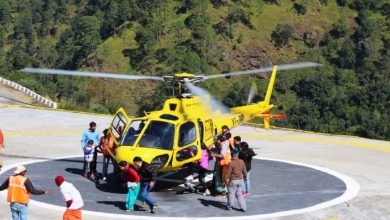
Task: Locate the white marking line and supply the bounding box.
[0,155,360,220]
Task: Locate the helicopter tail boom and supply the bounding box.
[230,65,284,129]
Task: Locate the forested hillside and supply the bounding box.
[0,0,389,140]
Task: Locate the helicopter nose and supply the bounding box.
[116,146,135,164]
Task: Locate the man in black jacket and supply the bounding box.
[133,156,158,213]
[238,142,256,196]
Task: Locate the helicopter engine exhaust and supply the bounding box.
[184,81,231,114]
[247,81,258,105]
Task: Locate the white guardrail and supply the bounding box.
[0,76,57,108]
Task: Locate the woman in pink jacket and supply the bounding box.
[185,145,211,196]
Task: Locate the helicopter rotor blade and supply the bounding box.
[19,68,165,81]
[247,81,258,105]
[201,62,322,80]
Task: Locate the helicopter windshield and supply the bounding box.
[138,121,175,150]
[122,120,147,146]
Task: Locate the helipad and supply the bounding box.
[0,154,357,219]
[1,105,389,219]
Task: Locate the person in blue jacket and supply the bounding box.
[81,122,101,148]
[81,122,101,178]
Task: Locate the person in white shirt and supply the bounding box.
[55,176,84,220]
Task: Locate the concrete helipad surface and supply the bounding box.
[0,156,349,218]
[0,105,390,219]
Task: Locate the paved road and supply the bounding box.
[0,106,389,219]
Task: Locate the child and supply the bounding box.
[238,142,256,196]
[83,140,94,178]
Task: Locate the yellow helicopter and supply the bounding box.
[20,62,321,172]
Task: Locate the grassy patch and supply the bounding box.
[95,28,136,73]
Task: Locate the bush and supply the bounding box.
[271,24,294,47]
[330,21,347,39]
[263,0,280,5]
[336,0,348,7]
[293,3,307,15]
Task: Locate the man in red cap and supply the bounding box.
[55,176,84,220]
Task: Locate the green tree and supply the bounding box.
[56,29,76,68]
[0,25,4,47]
[0,0,11,26]
[13,5,34,41]
[101,1,119,38]
[336,39,356,69]
[73,16,102,67]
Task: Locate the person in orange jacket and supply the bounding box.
[99,129,113,181]
[0,166,51,220]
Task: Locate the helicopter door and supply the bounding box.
[109,107,130,146]
[198,119,214,148]
[172,121,201,167]
[203,119,214,147]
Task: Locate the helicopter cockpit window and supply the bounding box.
[178,122,197,147]
[111,112,127,141]
[138,121,174,150]
[122,120,147,146]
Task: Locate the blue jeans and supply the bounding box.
[102,156,111,177]
[242,171,251,193]
[11,202,28,220]
[140,182,157,207]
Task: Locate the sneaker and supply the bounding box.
[226,206,232,211]
[203,189,211,196]
[126,209,133,212]
[220,192,227,197]
[150,204,158,214]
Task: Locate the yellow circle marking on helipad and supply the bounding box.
[4,130,81,137]
[237,133,390,152]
